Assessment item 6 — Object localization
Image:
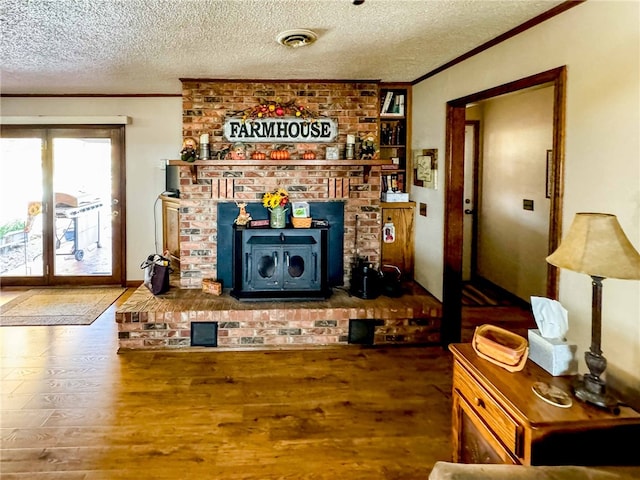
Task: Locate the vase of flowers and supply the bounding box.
[262,187,289,228]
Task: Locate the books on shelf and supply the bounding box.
[381,91,394,115]
[381,92,405,116]
[381,172,405,193]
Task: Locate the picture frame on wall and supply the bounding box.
[414,148,438,189]
[546,149,553,199]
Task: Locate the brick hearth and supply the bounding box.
[116,283,442,350]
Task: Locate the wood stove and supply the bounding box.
[231,225,330,301]
[218,201,344,292]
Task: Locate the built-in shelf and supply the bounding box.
[168,158,393,182]
[379,84,411,194]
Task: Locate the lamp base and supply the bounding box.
[573,374,620,413]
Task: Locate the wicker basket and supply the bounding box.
[472,324,528,372]
[292,217,312,228]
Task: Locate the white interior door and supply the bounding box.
[462,122,478,281]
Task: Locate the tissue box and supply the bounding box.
[528,329,577,376]
[381,192,409,202]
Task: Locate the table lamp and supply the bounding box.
[546,213,640,410]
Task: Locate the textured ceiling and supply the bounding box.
[0,0,566,95]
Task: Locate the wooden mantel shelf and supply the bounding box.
[167,159,392,167]
[168,158,393,182]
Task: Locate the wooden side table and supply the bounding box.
[449,343,640,466]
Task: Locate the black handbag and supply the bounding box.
[140,254,171,295]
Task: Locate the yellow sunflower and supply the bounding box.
[262,188,289,209]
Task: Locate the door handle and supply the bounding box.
[464,209,474,215]
[313,252,318,282]
[245,253,251,283]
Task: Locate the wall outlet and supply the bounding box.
[158,159,166,170]
[420,202,427,217]
[523,199,534,211]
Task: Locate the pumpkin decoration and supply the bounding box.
[251,151,267,160]
[270,147,290,160]
[302,150,316,160]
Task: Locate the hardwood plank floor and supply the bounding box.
[1,288,454,479]
[461,305,536,343]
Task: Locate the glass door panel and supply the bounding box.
[52,137,113,276]
[1,125,124,286]
[0,136,45,278]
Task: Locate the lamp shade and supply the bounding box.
[546,213,640,280]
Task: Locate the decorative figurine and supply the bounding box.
[229,142,247,160]
[180,137,198,162]
[359,132,377,160]
[234,201,252,226]
[215,145,231,160]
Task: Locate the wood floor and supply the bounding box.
[461,279,536,343]
[0,288,454,479]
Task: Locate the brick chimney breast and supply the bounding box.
[179,80,382,289]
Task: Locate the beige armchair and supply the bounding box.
[429,462,640,480]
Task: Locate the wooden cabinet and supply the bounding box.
[160,195,180,265]
[380,202,415,279]
[450,343,640,466]
[379,83,411,193]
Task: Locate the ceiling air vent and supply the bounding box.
[276,29,318,48]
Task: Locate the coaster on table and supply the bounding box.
[532,381,573,408]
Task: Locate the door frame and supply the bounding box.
[0,124,126,287]
[442,66,566,345]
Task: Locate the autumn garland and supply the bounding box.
[231,98,321,122]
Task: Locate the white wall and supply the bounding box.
[0,97,183,281]
[478,87,553,301]
[411,1,640,393]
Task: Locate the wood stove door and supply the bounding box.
[282,246,319,291]
[249,246,283,291]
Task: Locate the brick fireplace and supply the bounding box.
[115,79,444,351]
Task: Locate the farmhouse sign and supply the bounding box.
[223,117,338,143]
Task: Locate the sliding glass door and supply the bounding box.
[0,133,45,278]
[0,126,125,286]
